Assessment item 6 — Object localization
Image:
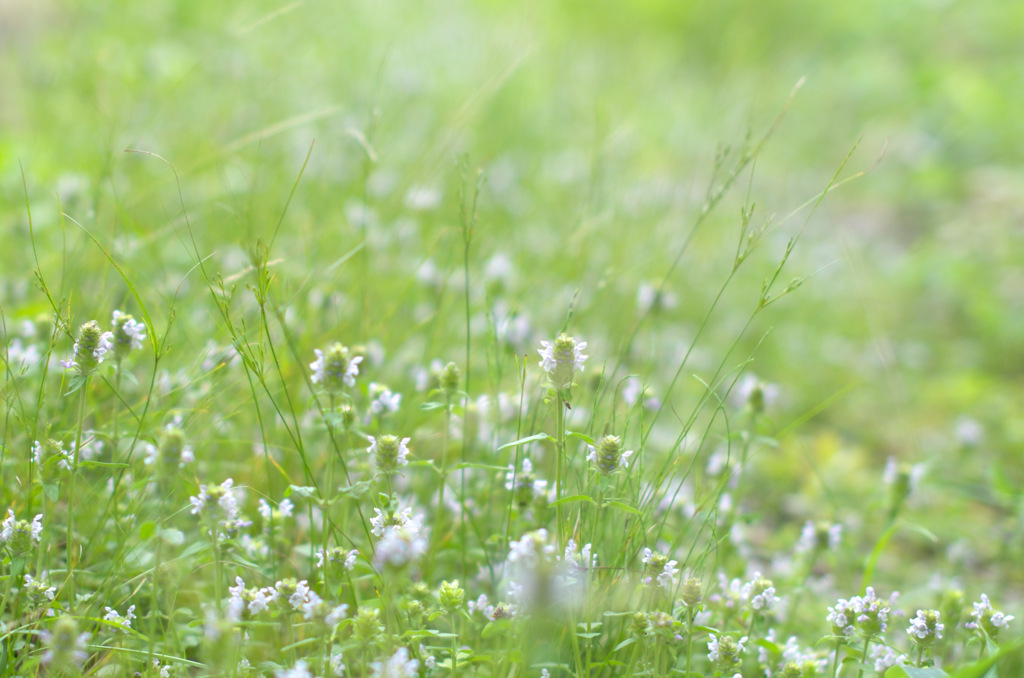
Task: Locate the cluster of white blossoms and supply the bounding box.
[707,633,747,675]
[103,605,136,633]
[965,593,1014,637]
[504,457,549,506]
[315,547,359,572]
[228,577,280,618]
[368,382,401,416]
[143,421,194,470]
[907,609,944,646]
[190,478,251,535]
[795,520,842,553]
[709,571,781,615]
[367,435,411,471]
[369,646,419,678]
[586,435,634,475]
[309,343,363,393]
[60,320,113,375]
[640,548,680,590]
[827,587,898,638]
[1,509,43,556]
[110,309,146,360]
[258,498,294,521]
[538,333,587,393]
[373,510,427,570]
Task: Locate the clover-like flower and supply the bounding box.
[586,434,634,475]
[538,333,587,393]
[61,320,113,376]
[310,343,363,394]
[111,310,146,361]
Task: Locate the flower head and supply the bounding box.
[144,421,194,474]
[368,383,402,417]
[41,616,90,669]
[111,310,146,361]
[371,647,419,678]
[538,333,587,393]
[907,609,943,648]
[586,434,634,475]
[310,343,363,393]
[374,523,428,570]
[640,548,679,591]
[707,634,747,674]
[1,509,43,557]
[966,594,1014,639]
[367,435,411,472]
[61,320,113,376]
[505,457,548,507]
[103,605,136,633]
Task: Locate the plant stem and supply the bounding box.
[830,638,843,678]
[555,395,566,550]
[66,376,89,608]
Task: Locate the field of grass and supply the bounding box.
[0,0,1022,675]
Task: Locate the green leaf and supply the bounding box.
[139,522,156,540]
[452,463,511,472]
[947,639,1024,678]
[567,431,595,445]
[481,619,513,639]
[79,460,129,470]
[604,500,643,516]
[43,482,59,502]
[496,433,552,451]
[420,401,446,411]
[613,638,637,652]
[549,494,597,508]
[159,528,185,545]
[287,485,318,498]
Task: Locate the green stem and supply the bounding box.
[431,395,452,578]
[555,396,566,550]
[450,613,459,678]
[111,365,122,528]
[830,638,843,678]
[685,607,695,678]
[212,530,223,613]
[855,636,872,678]
[66,376,89,608]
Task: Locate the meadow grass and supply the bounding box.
[1,1,1022,676]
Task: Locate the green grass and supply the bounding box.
[0,0,1021,675]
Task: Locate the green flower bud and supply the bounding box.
[441,362,460,395]
[680,577,703,608]
[439,580,465,613]
[353,607,383,642]
[61,320,113,376]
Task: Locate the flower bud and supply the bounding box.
[680,577,703,608]
[586,434,634,475]
[439,580,465,612]
[367,435,411,472]
[441,362,460,395]
[111,310,146,361]
[353,607,383,642]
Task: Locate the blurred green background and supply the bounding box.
[2,0,1023,593]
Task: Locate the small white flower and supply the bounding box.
[275,660,314,678]
[103,605,136,633]
[371,646,419,678]
[368,383,402,416]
